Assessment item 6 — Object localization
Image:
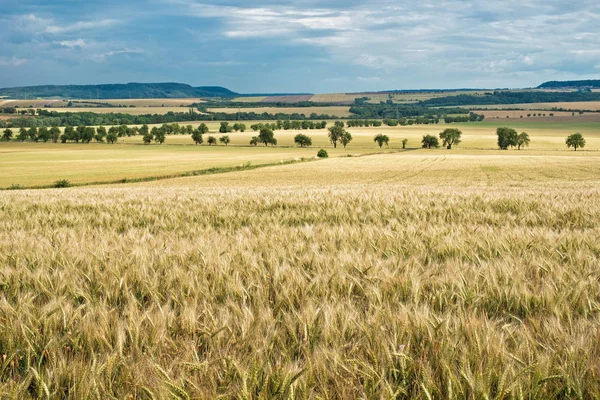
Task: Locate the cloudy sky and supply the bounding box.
[1,0,599,93]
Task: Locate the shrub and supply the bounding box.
[317,149,329,158]
[54,179,72,188]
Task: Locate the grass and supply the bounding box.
[1,152,600,398]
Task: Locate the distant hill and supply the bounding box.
[0,83,238,99]
[538,80,600,89]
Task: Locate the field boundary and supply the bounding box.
[2,157,320,191]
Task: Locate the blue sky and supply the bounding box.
[1,0,599,93]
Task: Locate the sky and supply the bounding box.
[1,0,599,93]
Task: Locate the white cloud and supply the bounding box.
[90,48,144,62]
[0,57,28,67]
[45,19,118,34]
[56,39,87,48]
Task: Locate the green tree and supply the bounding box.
[294,134,312,147]
[198,123,209,134]
[95,126,107,143]
[28,127,38,142]
[154,127,166,144]
[219,135,230,145]
[139,124,149,138]
[401,138,408,149]
[340,131,353,148]
[421,134,439,149]
[17,127,28,141]
[106,130,118,144]
[497,127,518,150]
[144,128,155,144]
[517,132,530,150]
[191,129,204,145]
[79,126,95,143]
[249,136,259,146]
[327,125,345,148]
[317,149,328,158]
[2,128,13,141]
[50,127,61,143]
[374,134,390,148]
[61,126,75,143]
[258,128,277,146]
[38,127,51,142]
[439,128,462,149]
[219,122,233,133]
[566,133,585,151]
[207,136,217,146]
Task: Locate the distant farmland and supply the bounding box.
[207,106,351,117]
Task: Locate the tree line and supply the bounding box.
[0,109,339,129]
[1,123,588,152]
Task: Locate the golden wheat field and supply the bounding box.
[1,151,600,398]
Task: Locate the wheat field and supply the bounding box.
[1,152,600,398]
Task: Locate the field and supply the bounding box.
[2,146,600,398]
[206,106,351,117]
[475,110,600,122]
[39,107,200,115]
[2,117,600,397]
[3,121,600,189]
[468,102,600,111]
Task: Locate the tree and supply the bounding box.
[566,133,585,151]
[154,127,166,144]
[219,122,233,133]
[327,125,345,148]
[2,128,13,141]
[79,127,95,143]
[340,131,353,148]
[219,135,230,146]
[50,127,61,143]
[95,126,107,143]
[258,128,277,146]
[439,128,462,149]
[139,124,149,138]
[517,132,530,150]
[191,129,204,145]
[28,127,38,142]
[294,134,312,147]
[106,130,118,144]
[144,128,155,144]
[374,134,390,148]
[421,134,439,149]
[233,123,246,132]
[38,127,51,142]
[17,127,28,141]
[497,127,518,150]
[207,136,217,146]
[61,126,75,143]
[401,138,408,149]
[249,136,259,146]
[198,123,209,134]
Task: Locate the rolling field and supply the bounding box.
[468,102,600,111]
[2,121,600,188]
[206,106,351,117]
[1,149,600,398]
[39,107,200,115]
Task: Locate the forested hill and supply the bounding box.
[538,80,600,89]
[0,83,238,99]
